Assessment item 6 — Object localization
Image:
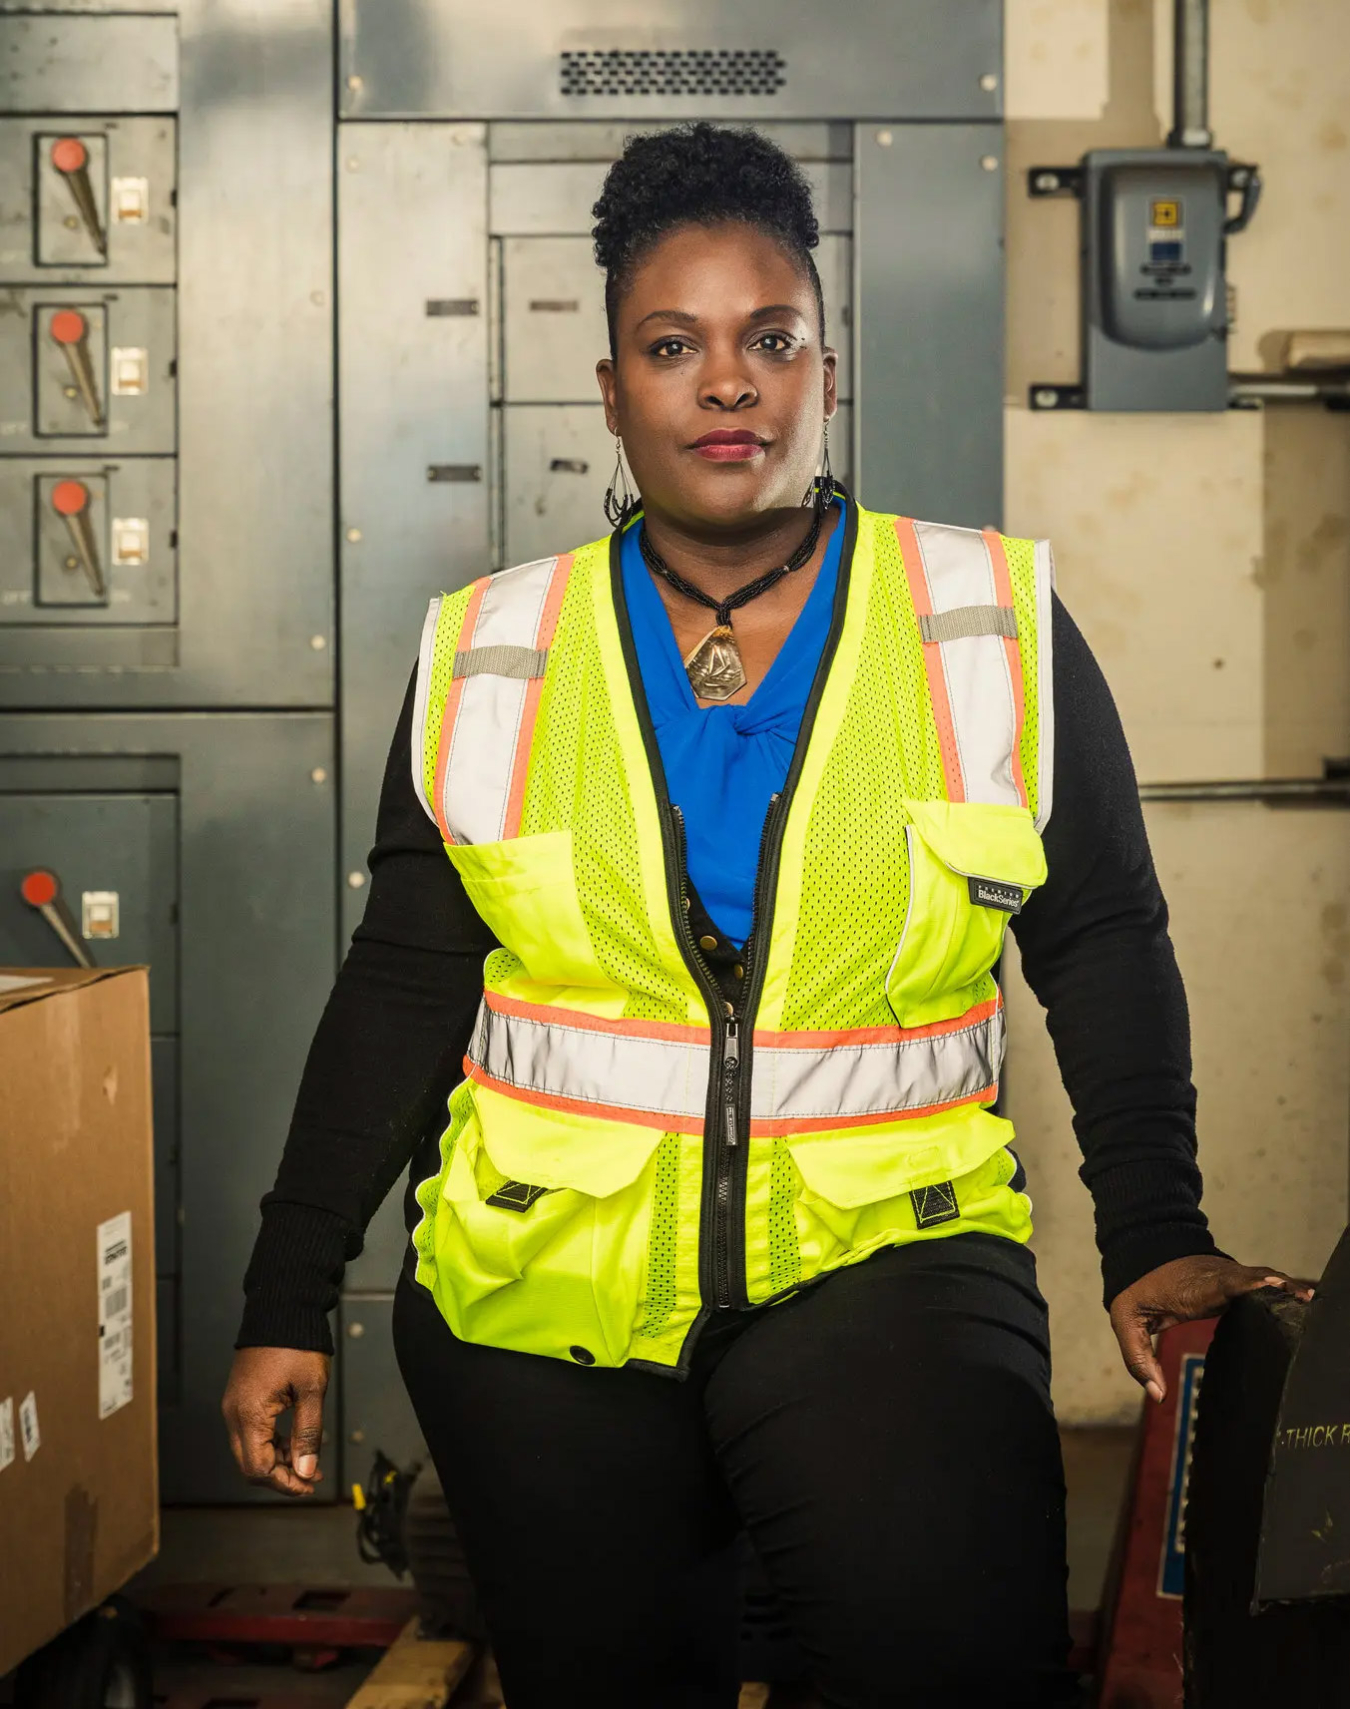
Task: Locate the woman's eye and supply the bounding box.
[651,337,692,358]
[754,332,797,354]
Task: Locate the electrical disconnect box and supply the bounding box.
[1027,0,1262,413]
[1029,146,1260,412]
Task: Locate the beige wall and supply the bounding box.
[1003,0,1350,1422]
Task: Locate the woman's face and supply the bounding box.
[596,220,837,534]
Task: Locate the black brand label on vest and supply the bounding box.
[968,876,1023,915]
[485,1180,551,1212]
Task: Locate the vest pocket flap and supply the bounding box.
[448,826,575,894]
[786,1122,959,1209]
[902,797,1047,890]
[785,1113,1017,1210]
[469,1084,665,1198]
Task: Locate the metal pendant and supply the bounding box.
[683,624,747,702]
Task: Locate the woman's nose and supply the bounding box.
[699,352,758,412]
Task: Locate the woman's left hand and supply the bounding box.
[1109,1254,1316,1403]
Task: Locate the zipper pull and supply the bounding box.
[722,1018,740,1149]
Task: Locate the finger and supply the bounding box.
[236,1406,281,1482]
[290,1385,326,1483]
[1114,1311,1166,1404]
[249,1460,318,1497]
[1234,1267,1316,1304]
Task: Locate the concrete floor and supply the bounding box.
[1,1427,1136,1704]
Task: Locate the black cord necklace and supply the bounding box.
[639,505,825,702]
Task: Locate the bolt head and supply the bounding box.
[347,74,364,92]
[1033,388,1059,409]
[311,767,327,784]
[981,155,999,172]
[348,870,367,889]
[310,634,327,651]
[876,129,894,147]
[347,1320,365,1338]
[346,527,362,543]
[1034,172,1059,192]
[979,73,998,92]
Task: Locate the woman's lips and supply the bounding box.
[689,433,768,463]
[694,442,764,461]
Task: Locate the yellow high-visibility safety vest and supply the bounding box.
[409,503,1055,1374]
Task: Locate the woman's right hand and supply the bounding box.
[222,1346,332,1497]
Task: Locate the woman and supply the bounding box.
[225,125,1309,1707]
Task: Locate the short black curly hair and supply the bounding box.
[591,123,824,358]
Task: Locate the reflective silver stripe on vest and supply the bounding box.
[410,594,444,825]
[440,555,559,845]
[911,521,1023,809]
[1032,538,1055,832]
[466,999,1004,1134]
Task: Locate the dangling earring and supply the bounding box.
[604,434,638,530]
[814,418,837,515]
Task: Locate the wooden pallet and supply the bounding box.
[344,1618,476,1709]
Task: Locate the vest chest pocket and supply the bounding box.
[447,829,603,988]
[886,798,1047,1029]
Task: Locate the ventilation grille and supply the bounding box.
[559,49,787,98]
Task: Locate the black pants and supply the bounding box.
[393,1234,1075,1709]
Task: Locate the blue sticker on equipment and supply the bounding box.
[1160,1353,1206,1598]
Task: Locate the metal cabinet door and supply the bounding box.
[0,118,177,286]
[340,1296,427,1478]
[0,790,178,1025]
[0,286,177,455]
[1,457,177,631]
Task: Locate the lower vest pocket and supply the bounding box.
[431,1085,664,1367]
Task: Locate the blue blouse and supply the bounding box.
[621,503,846,947]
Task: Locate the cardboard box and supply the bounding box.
[0,967,158,1676]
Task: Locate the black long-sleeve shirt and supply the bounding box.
[237,595,1215,1354]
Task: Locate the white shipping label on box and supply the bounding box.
[0,1396,13,1470]
[97,1211,133,1419]
[19,1391,39,1461]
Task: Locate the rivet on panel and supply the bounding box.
[876,129,893,147]
[346,527,362,543]
[346,74,364,92]
[348,870,367,889]
[350,1428,365,1443]
[345,156,361,172]
[979,73,998,92]
[347,1320,365,1338]
[981,155,1000,172]
[310,767,327,785]
[310,634,327,650]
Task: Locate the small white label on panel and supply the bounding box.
[0,1397,14,1470]
[110,348,148,396]
[19,1391,40,1461]
[111,517,149,566]
[97,1211,134,1420]
[111,176,149,223]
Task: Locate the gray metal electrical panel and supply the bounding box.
[5,0,1006,1501]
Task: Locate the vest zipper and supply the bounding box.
[665,803,739,1309]
[608,503,859,1326]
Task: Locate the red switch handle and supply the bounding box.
[51,137,89,176]
[19,868,94,968]
[52,479,90,517]
[50,309,88,347]
[20,869,59,908]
